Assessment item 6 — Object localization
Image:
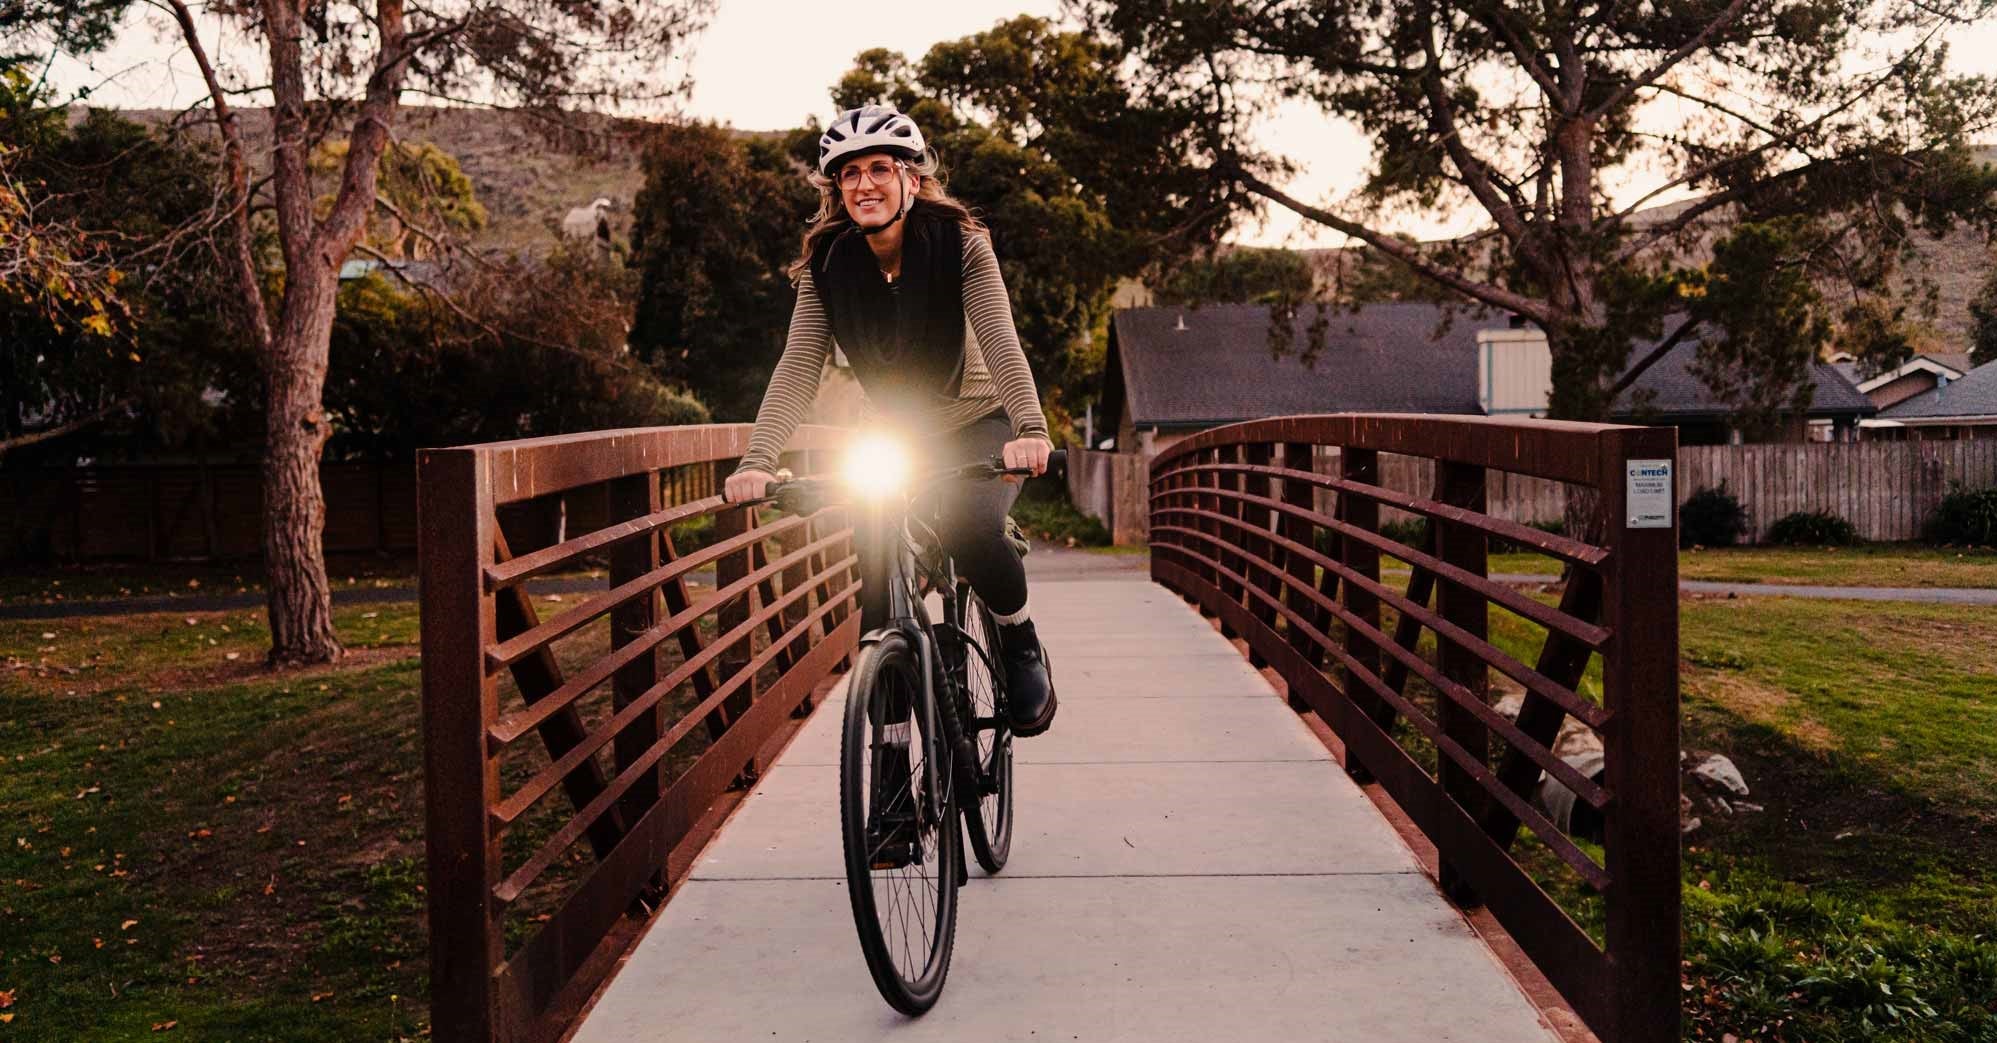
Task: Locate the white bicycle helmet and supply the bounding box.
[818,105,926,177]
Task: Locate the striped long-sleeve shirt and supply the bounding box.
[735,233,1050,475]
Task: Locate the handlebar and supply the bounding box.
[730,449,1068,508]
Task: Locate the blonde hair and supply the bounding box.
[788,150,988,280]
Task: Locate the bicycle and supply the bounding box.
[743,439,1064,1014]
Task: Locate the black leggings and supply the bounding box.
[858,413,1027,631]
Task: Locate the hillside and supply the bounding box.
[110,105,776,257]
[1281,148,1997,352]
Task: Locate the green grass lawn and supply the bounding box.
[0,577,743,1042]
[1304,583,1997,1041]
[9,552,1996,1041]
[1673,596,1997,1042]
[1,603,432,1041]
[1466,543,1997,588]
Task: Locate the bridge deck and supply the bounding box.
[573,561,1559,1042]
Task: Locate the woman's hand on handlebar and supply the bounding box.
[725,469,777,504]
[1001,436,1055,479]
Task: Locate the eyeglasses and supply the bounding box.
[837,159,901,191]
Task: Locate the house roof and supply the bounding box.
[1612,336,1875,421]
[1105,302,1486,429]
[1878,359,1997,421]
[1833,353,1971,388]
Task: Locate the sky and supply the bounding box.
[38,1,1997,249]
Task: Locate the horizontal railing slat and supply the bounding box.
[485,497,720,591]
[493,585,855,905]
[485,512,811,672]
[487,527,850,747]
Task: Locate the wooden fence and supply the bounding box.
[1076,438,1997,545]
[0,459,717,564]
[1679,440,1997,542]
[1149,414,1681,1043]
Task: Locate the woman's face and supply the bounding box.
[837,154,915,228]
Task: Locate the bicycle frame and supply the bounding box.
[753,448,1061,836]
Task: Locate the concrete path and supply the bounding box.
[14,546,1997,620]
[1405,571,1997,606]
[572,563,1559,1042]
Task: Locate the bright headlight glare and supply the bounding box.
[842,435,911,498]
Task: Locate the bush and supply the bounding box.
[1011,480,1112,547]
[1767,510,1859,547]
[1682,484,1750,548]
[1925,483,1997,547]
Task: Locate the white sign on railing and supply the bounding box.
[1626,460,1674,529]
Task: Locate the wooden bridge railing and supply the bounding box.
[418,424,857,1043]
[1149,414,1680,1043]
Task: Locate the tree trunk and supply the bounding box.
[263,261,344,665]
[1543,323,1615,551]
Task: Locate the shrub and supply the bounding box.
[1010,480,1112,547]
[1681,484,1750,548]
[1925,483,1997,547]
[1767,510,1859,547]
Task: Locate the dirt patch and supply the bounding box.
[1859,615,1997,674]
[1692,719,1997,888]
[134,677,428,988]
[1686,668,1836,752]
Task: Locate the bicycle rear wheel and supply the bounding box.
[956,590,1014,874]
[840,630,960,1015]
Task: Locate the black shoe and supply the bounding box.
[868,743,921,870]
[999,621,1057,737]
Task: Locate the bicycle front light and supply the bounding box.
[842,434,911,499]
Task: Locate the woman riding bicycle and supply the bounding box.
[723,103,1057,738]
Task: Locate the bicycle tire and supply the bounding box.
[955,591,1014,874]
[840,630,960,1015]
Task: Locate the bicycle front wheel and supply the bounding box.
[840,630,960,1015]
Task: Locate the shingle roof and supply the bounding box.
[1108,302,1486,427]
[1612,336,1874,420]
[1878,359,1997,419]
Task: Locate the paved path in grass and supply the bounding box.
[1479,573,1997,605]
[568,554,1559,1043]
[14,548,1994,621]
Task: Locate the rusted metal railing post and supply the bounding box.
[608,469,666,822]
[1338,446,1382,782]
[1433,460,1490,906]
[1279,442,1322,711]
[1600,427,1683,1043]
[418,447,502,1043]
[1241,442,1280,666]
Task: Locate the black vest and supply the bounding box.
[810,203,966,416]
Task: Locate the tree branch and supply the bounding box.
[1412,0,1531,245]
[0,399,133,458]
[1460,0,1564,102]
[1607,314,1704,398]
[1585,0,1752,122]
[1226,164,1555,325]
[312,0,411,263]
[164,0,271,353]
[349,243,647,373]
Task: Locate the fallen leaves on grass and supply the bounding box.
[0,988,14,1007]
[152,1019,178,1031]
